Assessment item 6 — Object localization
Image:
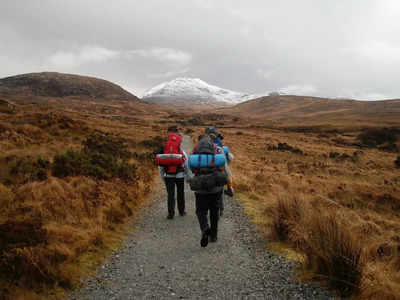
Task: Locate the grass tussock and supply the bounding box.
[269,197,362,296]
[270,197,303,242]
[306,214,362,296]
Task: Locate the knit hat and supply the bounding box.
[205,126,218,138]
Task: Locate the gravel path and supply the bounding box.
[69,136,333,299]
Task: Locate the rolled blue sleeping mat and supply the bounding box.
[223,146,229,155]
[189,154,226,168]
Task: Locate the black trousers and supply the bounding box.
[195,191,222,238]
[164,177,185,216]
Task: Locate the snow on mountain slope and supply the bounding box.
[142,78,259,105]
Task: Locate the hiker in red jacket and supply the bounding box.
[155,126,191,219]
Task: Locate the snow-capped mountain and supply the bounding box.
[141,78,259,106]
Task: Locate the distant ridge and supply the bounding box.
[218,95,400,124]
[0,72,139,102]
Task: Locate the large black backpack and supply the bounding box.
[197,136,215,154]
[190,136,228,191]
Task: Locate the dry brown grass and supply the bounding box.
[0,99,165,299]
[3,97,398,298]
[211,123,400,298]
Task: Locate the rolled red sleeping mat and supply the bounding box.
[155,153,185,166]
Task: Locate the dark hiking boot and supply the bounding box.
[224,187,234,197]
[179,211,186,216]
[210,236,218,243]
[167,214,174,220]
[200,228,211,247]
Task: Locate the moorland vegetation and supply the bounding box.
[1,76,400,299]
[0,98,165,299]
[220,122,400,299]
[185,114,400,299]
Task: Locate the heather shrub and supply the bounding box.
[52,149,87,178]
[133,152,154,162]
[113,163,138,182]
[52,134,137,181]
[177,117,204,126]
[358,128,398,147]
[329,152,340,159]
[138,135,164,150]
[0,183,14,210]
[1,156,50,185]
[53,150,137,181]
[267,142,303,155]
[83,133,130,159]
[0,220,48,284]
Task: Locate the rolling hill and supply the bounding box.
[218,95,400,125]
[0,72,140,103]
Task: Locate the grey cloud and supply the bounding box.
[147,69,190,79]
[1,0,400,99]
[43,46,192,71]
[127,48,192,67]
[46,46,120,69]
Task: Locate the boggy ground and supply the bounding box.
[69,136,332,299]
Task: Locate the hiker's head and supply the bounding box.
[205,126,218,139]
[167,126,178,133]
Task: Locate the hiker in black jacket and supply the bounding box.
[189,130,229,247]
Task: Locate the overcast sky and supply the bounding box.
[1,0,399,99]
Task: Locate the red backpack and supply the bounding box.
[155,133,185,173]
[164,133,182,154]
